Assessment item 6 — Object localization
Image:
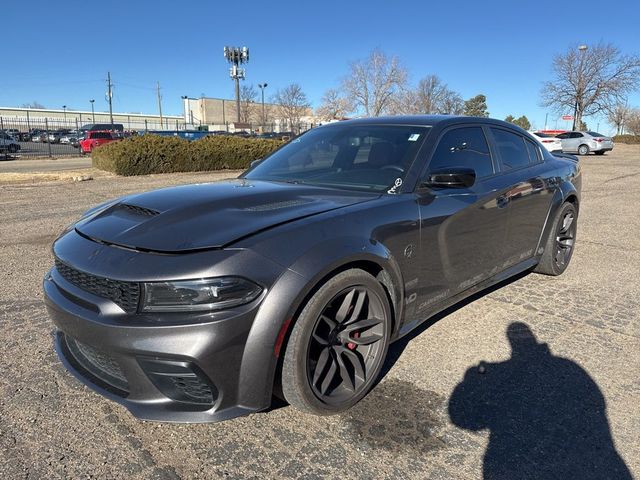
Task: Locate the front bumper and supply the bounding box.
[43,230,304,423]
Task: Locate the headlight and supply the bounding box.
[141,277,262,312]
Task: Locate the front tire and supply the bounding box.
[534,202,578,276]
[281,269,391,415]
[578,144,589,155]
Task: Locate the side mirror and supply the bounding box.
[250,158,263,168]
[421,167,476,189]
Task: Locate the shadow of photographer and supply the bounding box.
[448,322,631,479]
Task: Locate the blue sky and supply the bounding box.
[2,0,639,132]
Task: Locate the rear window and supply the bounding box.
[533,132,551,138]
[491,128,531,171]
[91,132,112,139]
[586,131,605,137]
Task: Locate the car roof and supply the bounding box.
[325,115,529,132]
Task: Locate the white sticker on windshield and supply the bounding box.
[408,133,420,141]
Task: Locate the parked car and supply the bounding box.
[47,131,69,144]
[531,131,563,152]
[44,115,581,423]
[0,131,21,153]
[78,130,119,154]
[2,128,20,138]
[556,131,614,155]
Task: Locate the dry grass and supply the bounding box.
[0,168,111,185]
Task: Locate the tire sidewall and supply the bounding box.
[282,269,391,415]
[578,144,589,155]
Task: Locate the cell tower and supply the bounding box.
[223,46,250,123]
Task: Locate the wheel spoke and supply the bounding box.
[336,346,366,381]
[319,314,337,330]
[347,332,383,346]
[342,317,383,333]
[312,331,328,346]
[335,351,355,391]
[335,289,355,323]
[344,289,366,325]
[561,214,574,233]
[319,353,338,395]
[312,347,331,386]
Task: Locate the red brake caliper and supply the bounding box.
[347,331,359,350]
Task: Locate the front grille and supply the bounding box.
[170,376,215,404]
[63,334,129,395]
[55,259,140,313]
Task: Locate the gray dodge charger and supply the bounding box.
[44,115,581,422]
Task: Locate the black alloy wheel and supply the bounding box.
[554,209,576,270]
[534,202,578,276]
[281,269,391,415]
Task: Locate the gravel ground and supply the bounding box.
[0,148,638,479]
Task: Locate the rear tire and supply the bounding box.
[578,144,589,155]
[534,202,578,276]
[281,269,391,416]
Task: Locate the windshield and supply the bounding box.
[244,124,430,192]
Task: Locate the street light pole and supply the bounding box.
[89,99,95,123]
[572,45,588,131]
[62,105,67,121]
[258,83,268,129]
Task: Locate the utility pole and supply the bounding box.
[157,81,163,129]
[572,45,588,131]
[107,71,114,126]
[223,46,249,124]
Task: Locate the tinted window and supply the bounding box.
[245,125,429,192]
[556,132,569,139]
[429,127,493,178]
[586,131,604,137]
[525,138,541,163]
[92,132,111,139]
[533,131,551,138]
[570,132,583,138]
[491,128,530,171]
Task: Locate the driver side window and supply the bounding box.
[429,127,494,178]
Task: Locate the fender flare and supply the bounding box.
[235,236,405,410]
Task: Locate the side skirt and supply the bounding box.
[395,256,539,340]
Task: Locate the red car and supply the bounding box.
[79,131,120,154]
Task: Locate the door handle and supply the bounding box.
[497,195,509,208]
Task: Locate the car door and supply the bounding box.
[414,125,510,315]
[562,132,583,152]
[488,127,556,266]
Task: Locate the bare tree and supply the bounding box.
[607,102,630,135]
[273,83,311,133]
[541,43,640,130]
[21,101,46,109]
[625,108,640,135]
[342,49,407,116]
[316,88,353,120]
[239,84,258,124]
[389,75,464,115]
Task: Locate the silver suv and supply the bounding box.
[556,131,614,156]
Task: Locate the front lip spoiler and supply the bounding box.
[52,331,260,423]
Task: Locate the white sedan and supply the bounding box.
[531,131,563,152]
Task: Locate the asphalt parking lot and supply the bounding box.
[0,146,638,479]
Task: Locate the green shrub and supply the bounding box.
[612,134,640,144]
[92,134,283,176]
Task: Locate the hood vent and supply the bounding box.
[118,203,160,217]
[243,199,311,212]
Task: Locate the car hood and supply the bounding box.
[75,179,377,252]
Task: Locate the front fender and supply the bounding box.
[236,236,405,410]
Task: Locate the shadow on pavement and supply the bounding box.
[448,322,631,479]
